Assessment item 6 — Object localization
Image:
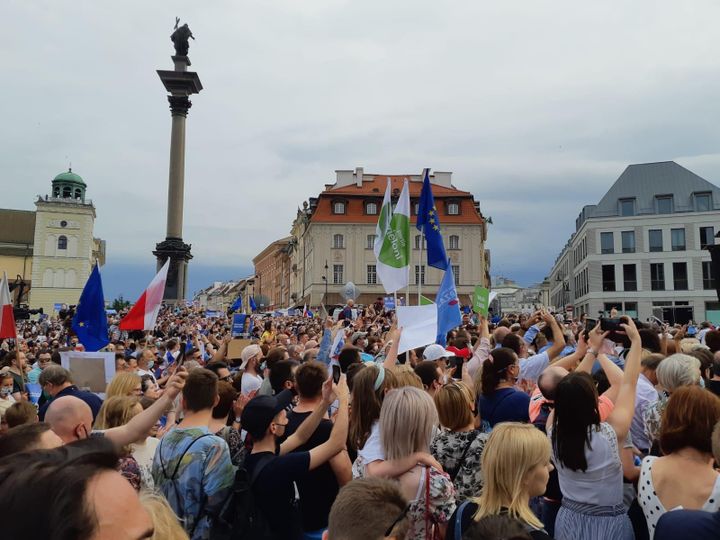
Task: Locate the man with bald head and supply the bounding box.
[44,368,188,449]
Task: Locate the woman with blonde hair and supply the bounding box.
[391,364,423,389]
[105,371,143,398]
[431,381,490,501]
[380,386,456,539]
[447,423,553,539]
[95,396,157,490]
[139,491,189,540]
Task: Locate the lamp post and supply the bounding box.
[255,274,263,309]
[322,260,329,310]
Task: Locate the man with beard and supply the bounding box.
[241,377,349,539]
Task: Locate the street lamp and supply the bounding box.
[322,260,329,310]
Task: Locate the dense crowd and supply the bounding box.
[1,302,720,540]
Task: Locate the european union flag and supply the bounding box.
[71,265,109,352]
[230,297,242,312]
[416,168,448,270]
[249,296,257,312]
[436,261,462,346]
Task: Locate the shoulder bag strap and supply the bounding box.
[249,454,276,486]
[454,501,472,540]
[448,432,479,481]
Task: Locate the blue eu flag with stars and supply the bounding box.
[416,168,448,269]
[71,264,109,352]
[249,296,257,312]
[436,261,462,346]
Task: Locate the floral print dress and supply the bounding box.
[430,428,490,501]
[406,466,457,540]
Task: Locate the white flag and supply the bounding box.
[376,179,411,294]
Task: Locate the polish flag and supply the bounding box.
[119,260,170,331]
[0,272,17,339]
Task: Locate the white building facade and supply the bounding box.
[548,162,720,324]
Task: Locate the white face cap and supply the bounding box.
[423,344,454,361]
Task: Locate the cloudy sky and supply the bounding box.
[4,0,720,300]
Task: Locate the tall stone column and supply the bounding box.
[153,53,202,303]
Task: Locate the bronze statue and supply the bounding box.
[171,17,195,56]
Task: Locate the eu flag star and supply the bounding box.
[429,218,435,224]
[428,210,434,216]
[79,322,85,327]
[433,225,440,231]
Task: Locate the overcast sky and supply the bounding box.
[4,1,720,300]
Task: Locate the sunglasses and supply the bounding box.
[384,504,410,537]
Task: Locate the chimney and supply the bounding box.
[355,167,364,187]
[335,170,354,187]
[432,171,452,187]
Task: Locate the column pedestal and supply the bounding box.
[154,238,193,304]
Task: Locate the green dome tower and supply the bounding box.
[52,168,86,201]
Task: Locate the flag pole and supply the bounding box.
[418,232,424,305]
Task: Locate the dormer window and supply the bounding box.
[365,202,378,215]
[695,192,712,212]
[619,198,636,217]
[656,195,673,214]
[332,201,346,214]
[446,201,460,215]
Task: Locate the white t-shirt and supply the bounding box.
[241,372,263,395]
[132,436,160,490]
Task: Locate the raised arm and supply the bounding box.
[607,318,642,441]
[553,332,588,371]
[316,319,336,365]
[597,350,624,404]
[210,334,230,363]
[542,311,565,362]
[104,368,188,448]
[383,325,401,369]
[467,316,490,378]
[309,377,350,470]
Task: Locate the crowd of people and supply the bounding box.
[1,302,720,539]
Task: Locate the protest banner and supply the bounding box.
[59,351,115,398]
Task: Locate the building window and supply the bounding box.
[415,265,425,285]
[332,201,346,214]
[600,232,614,254]
[651,263,665,291]
[414,235,426,250]
[452,265,460,286]
[366,235,375,250]
[624,302,638,318]
[449,235,459,249]
[62,186,71,198]
[673,262,688,290]
[602,265,616,292]
[656,195,673,214]
[332,234,344,249]
[58,235,68,250]
[413,202,420,215]
[671,228,686,251]
[333,264,344,284]
[695,192,712,212]
[367,264,377,285]
[703,261,715,290]
[447,202,460,215]
[365,202,378,215]
[623,264,637,291]
[619,198,636,216]
[700,226,715,249]
[648,229,663,252]
[621,231,635,253]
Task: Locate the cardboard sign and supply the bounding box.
[227,339,253,360]
[59,351,116,397]
[232,314,250,337]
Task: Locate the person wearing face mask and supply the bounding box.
[478,348,530,427]
[136,349,158,385]
[242,377,349,540]
[0,372,17,420]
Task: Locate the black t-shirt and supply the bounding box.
[284,410,339,532]
[447,502,554,540]
[706,379,720,398]
[245,450,310,540]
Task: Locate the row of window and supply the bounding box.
[599,226,714,254]
[600,261,715,292]
[618,192,712,216]
[331,200,461,216]
[332,264,461,286]
[333,234,461,250]
[573,237,587,267]
[574,267,589,297]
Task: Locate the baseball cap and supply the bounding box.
[240,344,262,370]
[423,344,454,361]
[351,332,368,344]
[240,389,294,439]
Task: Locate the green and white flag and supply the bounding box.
[374,178,392,261]
[473,285,490,316]
[376,179,410,294]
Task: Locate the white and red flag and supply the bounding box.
[119,259,170,331]
[0,272,16,339]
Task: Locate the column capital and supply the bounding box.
[168,95,192,117]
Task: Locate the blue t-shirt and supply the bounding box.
[478,387,530,426]
[655,509,720,540]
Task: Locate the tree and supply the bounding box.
[111,296,131,311]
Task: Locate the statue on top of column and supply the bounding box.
[171,17,195,56]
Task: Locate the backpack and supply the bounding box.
[210,454,276,540]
